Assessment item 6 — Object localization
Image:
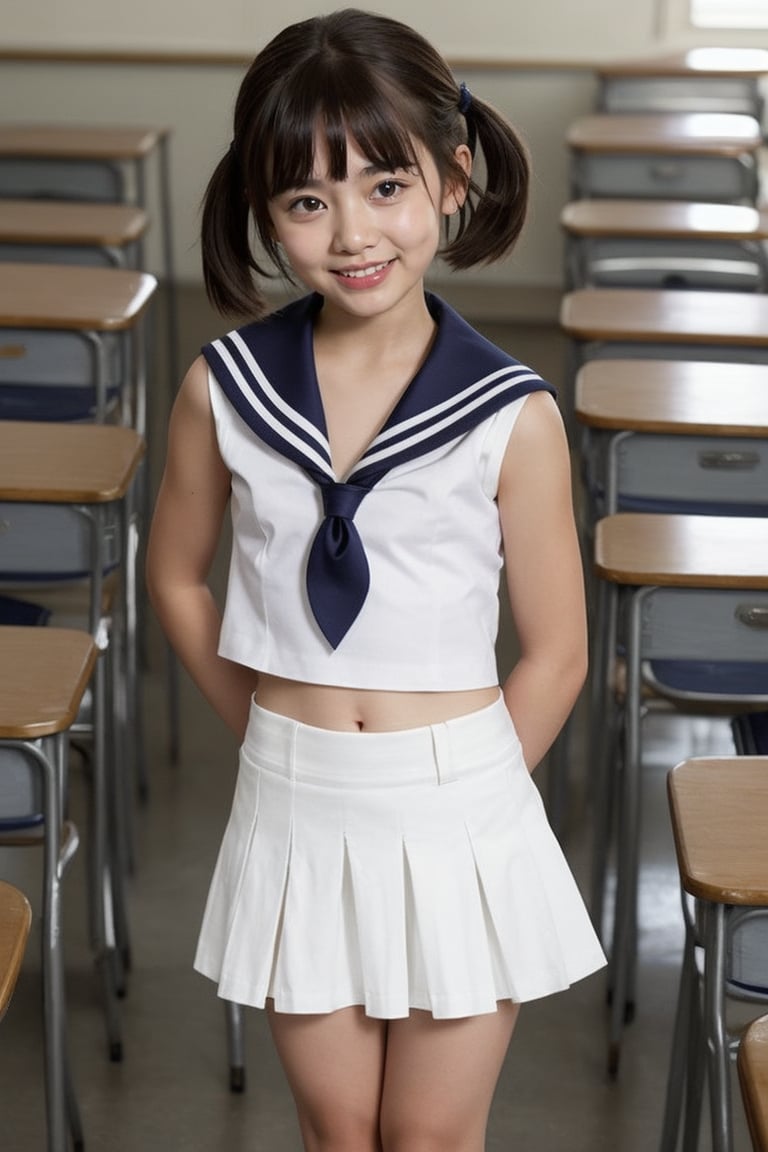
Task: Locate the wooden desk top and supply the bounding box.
[0,124,167,160]
[739,1014,768,1151]
[0,199,148,246]
[560,288,768,347]
[594,513,768,588]
[0,422,145,502]
[667,757,768,904]
[0,881,31,1023]
[0,626,97,738]
[566,112,762,154]
[0,263,157,330]
[598,48,768,79]
[560,199,768,240]
[575,359,768,435]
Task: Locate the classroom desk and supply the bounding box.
[739,1014,768,1152]
[566,112,762,202]
[560,287,768,434]
[0,420,146,1068]
[592,514,768,1079]
[0,626,98,1152]
[0,261,156,428]
[0,198,148,267]
[666,757,768,1152]
[0,879,32,1023]
[574,358,768,514]
[560,199,768,290]
[561,286,768,356]
[597,48,768,117]
[0,123,178,400]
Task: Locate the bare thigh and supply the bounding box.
[380,1002,520,1152]
[267,1002,387,1152]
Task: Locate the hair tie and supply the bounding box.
[229,139,239,164]
[458,82,473,116]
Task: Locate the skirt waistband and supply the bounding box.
[242,692,522,788]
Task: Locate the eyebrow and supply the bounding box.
[285,163,405,192]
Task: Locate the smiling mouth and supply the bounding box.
[335,261,392,279]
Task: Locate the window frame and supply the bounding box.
[660,0,768,40]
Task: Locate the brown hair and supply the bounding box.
[201,8,530,317]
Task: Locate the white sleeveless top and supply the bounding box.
[203,293,554,691]
[211,384,528,690]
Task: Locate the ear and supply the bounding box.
[441,144,472,215]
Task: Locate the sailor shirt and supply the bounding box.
[203,292,555,690]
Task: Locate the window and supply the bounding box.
[691,0,768,27]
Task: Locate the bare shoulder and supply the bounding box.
[175,354,213,416]
[500,390,570,488]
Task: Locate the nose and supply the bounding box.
[331,198,378,255]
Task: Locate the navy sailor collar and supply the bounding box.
[203,292,556,648]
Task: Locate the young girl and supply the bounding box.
[146,9,605,1149]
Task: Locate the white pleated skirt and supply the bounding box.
[194,694,606,1019]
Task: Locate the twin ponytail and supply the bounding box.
[201,147,272,319]
[442,92,530,270]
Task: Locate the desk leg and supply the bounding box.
[590,577,618,938]
[705,903,733,1152]
[607,584,645,1076]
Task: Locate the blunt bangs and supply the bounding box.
[265,68,423,197]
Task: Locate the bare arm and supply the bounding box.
[498,391,588,772]
[145,356,261,740]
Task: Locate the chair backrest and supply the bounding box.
[598,75,762,118]
[0,503,120,582]
[615,432,768,516]
[728,908,768,1001]
[0,159,125,202]
[639,586,768,703]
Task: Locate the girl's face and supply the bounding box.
[268,129,469,324]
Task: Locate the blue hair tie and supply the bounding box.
[458,82,473,116]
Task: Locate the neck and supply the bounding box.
[313,289,436,359]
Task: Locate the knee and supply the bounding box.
[382,1122,481,1152]
[299,1111,381,1152]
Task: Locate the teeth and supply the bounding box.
[339,262,389,279]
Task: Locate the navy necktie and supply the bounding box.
[306,481,371,648]
[202,293,555,649]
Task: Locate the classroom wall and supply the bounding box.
[0,0,759,310]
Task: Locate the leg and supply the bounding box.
[267,1003,387,1152]
[380,1002,520,1152]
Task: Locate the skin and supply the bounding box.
[145,127,587,1152]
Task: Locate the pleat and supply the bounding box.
[345,828,409,1017]
[403,826,498,1017]
[196,760,293,1006]
[269,781,354,1012]
[467,772,604,1000]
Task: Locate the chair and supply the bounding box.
[0,625,98,1152]
[596,48,768,119]
[662,757,768,1152]
[592,513,768,1077]
[560,200,768,292]
[0,878,32,1022]
[566,112,762,203]
[738,1014,768,1152]
[0,420,146,1063]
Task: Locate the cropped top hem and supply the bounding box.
[218,641,500,693]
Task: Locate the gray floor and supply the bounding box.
[0,300,756,1150]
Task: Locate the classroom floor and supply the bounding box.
[0,298,754,1151]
